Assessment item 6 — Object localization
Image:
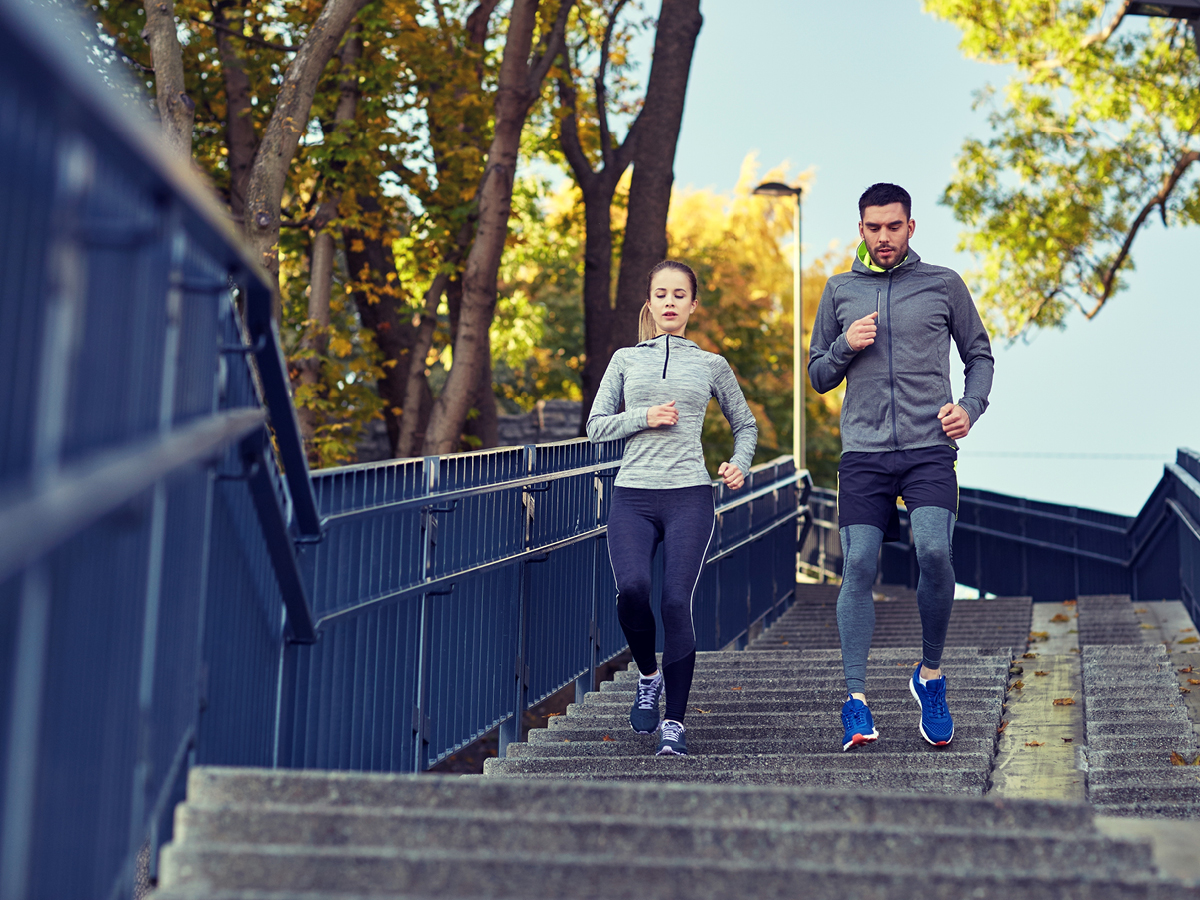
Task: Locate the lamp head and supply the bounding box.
[752,181,802,197]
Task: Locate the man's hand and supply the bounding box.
[647,401,678,428]
[846,311,878,351]
[937,403,971,440]
[718,462,745,490]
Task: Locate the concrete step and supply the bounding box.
[507,735,999,757]
[155,843,1193,900]
[154,758,1200,898]
[171,803,1152,878]
[565,700,1002,718]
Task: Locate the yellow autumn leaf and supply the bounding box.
[1179,637,1199,645]
[329,336,353,357]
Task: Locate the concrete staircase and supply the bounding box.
[153,767,1199,899]
[748,582,1031,652]
[484,648,1006,792]
[151,590,1200,898]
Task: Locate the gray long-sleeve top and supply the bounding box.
[586,335,758,489]
[808,245,994,453]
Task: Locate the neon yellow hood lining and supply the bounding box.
[857,240,909,273]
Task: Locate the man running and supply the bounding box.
[808,183,994,751]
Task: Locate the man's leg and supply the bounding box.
[910,505,956,677]
[908,504,957,745]
[837,523,885,699]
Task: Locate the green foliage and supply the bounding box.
[926,0,1200,339]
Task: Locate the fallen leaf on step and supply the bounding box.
[1050,613,1070,623]
[1135,608,1148,614]
[1179,637,1199,645]
[782,641,789,645]
[1030,631,1049,641]
[1012,680,1025,690]
[1063,738,1073,743]
[1069,648,1080,654]
[546,712,561,717]
[692,708,711,714]
[1184,628,1197,633]
[1189,679,1200,686]
[562,739,571,742]
[1141,623,1156,629]
[1009,665,1025,676]
[1182,687,1192,694]
[1063,600,1077,606]
[602,735,615,741]
[730,686,743,691]
[1053,698,1076,706]
[1035,671,1050,677]
[998,720,1009,734]
[1022,652,1039,659]
[1171,751,1189,766]
[1180,666,1194,674]
[1025,741,1044,747]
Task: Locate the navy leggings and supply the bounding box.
[607,485,715,722]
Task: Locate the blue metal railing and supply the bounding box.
[800,449,1200,620]
[284,446,807,770]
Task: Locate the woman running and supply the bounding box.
[586,260,758,756]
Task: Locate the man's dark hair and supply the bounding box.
[858,183,911,220]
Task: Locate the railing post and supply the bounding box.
[498,445,536,758]
[576,464,603,705]
[412,455,439,771]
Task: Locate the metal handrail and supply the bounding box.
[0,408,264,583]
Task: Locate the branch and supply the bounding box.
[556,49,598,190]
[1084,148,1200,318]
[143,0,195,158]
[527,0,575,94]
[188,15,298,52]
[1032,0,1129,70]
[595,0,629,170]
[465,0,501,46]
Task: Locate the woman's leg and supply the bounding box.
[606,488,662,677]
[909,505,956,672]
[659,486,716,722]
[837,524,884,696]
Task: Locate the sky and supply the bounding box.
[667,0,1200,517]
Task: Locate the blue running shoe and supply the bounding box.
[656,719,687,756]
[630,672,663,734]
[910,664,954,746]
[840,696,878,751]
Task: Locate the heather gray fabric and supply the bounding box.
[808,246,994,453]
[836,523,883,696]
[910,505,957,670]
[837,506,957,694]
[587,335,757,489]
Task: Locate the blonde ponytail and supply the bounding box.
[638,304,655,343]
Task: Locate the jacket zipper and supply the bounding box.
[886,270,899,449]
[662,334,670,379]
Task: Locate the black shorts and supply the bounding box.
[837,445,958,534]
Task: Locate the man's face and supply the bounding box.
[859,202,915,270]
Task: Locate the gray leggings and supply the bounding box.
[837,506,956,695]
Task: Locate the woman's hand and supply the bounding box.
[718,462,744,490]
[646,401,678,428]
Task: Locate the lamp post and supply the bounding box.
[752,181,804,471]
[1125,2,1200,54]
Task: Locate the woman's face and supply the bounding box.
[646,269,696,336]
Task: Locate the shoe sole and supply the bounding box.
[910,677,954,746]
[656,747,687,756]
[842,731,879,752]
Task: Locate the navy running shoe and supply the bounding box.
[656,719,687,756]
[910,664,954,746]
[630,672,664,734]
[840,696,879,751]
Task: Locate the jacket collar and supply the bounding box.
[853,240,918,275]
[635,334,699,349]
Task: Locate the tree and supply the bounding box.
[926,0,1200,339]
[421,0,574,454]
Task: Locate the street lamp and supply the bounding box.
[1125,1,1200,53]
[752,180,804,472]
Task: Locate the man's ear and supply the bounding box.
[908,218,916,238]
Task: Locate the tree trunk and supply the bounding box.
[420,0,572,455]
[344,200,417,456]
[212,1,258,220]
[296,34,361,447]
[611,0,702,349]
[242,0,369,300]
[143,0,195,158]
[577,196,615,429]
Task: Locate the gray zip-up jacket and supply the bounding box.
[587,335,758,489]
[808,245,994,453]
